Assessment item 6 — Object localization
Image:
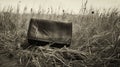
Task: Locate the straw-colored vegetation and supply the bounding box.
[0,3,120,67]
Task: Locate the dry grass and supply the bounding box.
[0,6,120,67]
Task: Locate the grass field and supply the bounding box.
[0,6,120,67]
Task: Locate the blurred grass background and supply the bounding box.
[0,3,120,67]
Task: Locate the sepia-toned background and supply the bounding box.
[0,0,120,14]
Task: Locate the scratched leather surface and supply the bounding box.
[27,19,72,44]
